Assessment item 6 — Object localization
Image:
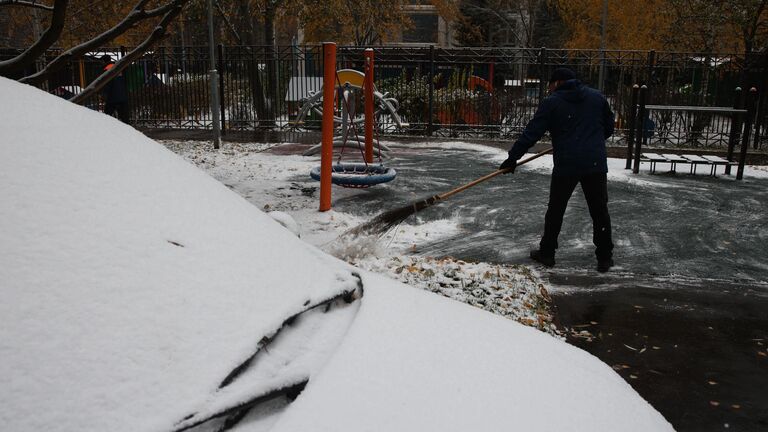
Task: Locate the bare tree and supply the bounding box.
[0,0,53,11]
[70,0,188,103]
[0,0,68,77]
[664,0,768,53]
[0,0,192,103]
[457,0,541,48]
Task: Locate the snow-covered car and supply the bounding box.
[0,76,673,432]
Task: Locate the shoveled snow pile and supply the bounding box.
[1,76,673,432]
[352,255,557,334]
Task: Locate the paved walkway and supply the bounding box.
[327,143,768,431]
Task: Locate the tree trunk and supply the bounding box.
[237,2,269,127]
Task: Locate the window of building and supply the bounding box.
[499,18,520,46]
[402,14,438,43]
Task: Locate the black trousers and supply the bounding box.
[539,172,614,260]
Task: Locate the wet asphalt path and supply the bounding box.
[328,144,768,431]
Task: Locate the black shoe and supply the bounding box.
[597,258,614,273]
[530,249,555,267]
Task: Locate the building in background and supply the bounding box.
[393,2,456,47]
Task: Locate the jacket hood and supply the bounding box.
[553,79,586,103]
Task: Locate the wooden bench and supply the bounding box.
[640,153,736,176]
[661,153,688,173]
[679,154,712,175]
[700,155,738,176]
[640,153,670,173]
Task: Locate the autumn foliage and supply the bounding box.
[554,0,767,53]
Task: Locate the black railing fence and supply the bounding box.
[8,45,768,149]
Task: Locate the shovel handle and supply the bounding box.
[437,147,553,201]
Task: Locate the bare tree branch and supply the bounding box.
[144,0,181,17]
[20,0,181,86]
[0,0,53,11]
[0,0,67,77]
[462,2,524,46]
[69,0,188,104]
[214,0,242,44]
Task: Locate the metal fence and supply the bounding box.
[10,45,768,149]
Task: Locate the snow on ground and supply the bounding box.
[163,140,557,335]
[2,76,675,431]
[163,137,767,338]
[352,255,555,330]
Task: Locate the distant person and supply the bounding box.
[499,67,615,272]
[101,55,130,124]
[145,63,164,87]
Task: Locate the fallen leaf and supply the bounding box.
[710,401,720,407]
[652,346,661,350]
[630,374,638,379]
[708,380,718,385]
[731,404,741,409]
[623,344,638,351]
[539,286,552,302]
[758,351,767,357]
[590,321,598,325]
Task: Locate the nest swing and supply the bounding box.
[310,73,396,189]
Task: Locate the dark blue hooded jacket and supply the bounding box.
[101,64,129,105]
[508,79,614,177]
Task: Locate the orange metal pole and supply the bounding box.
[364,48,374,163]
[320,42,336,212]
[78,59,86,88]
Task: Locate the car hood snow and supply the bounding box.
[0,77,357,431]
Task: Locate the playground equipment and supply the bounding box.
[312,44,399,211]
[296,74,406,151]
[302,69,395,159]
[310,163,396,188]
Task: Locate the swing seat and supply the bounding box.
[310,163,397,188]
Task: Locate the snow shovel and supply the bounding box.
[346,147,553,237]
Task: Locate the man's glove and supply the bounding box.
[499,157,517,173]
